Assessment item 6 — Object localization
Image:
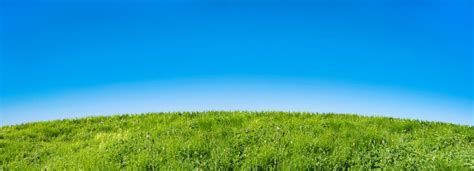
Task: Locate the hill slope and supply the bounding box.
[1,111,473,169]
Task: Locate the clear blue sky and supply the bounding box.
[1,0,472,125]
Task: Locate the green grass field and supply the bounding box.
[1,111,473,170]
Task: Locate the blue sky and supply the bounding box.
[1,0,472,125]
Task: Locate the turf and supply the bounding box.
[0,111,473,170]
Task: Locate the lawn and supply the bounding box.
[1,111,473,169]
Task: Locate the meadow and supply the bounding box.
[1,111,473,170]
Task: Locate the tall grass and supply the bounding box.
[1,111,473,170]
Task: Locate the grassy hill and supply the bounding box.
[1,111,473,170]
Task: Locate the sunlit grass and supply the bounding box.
[1,111,472,169]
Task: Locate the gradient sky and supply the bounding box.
[1,0,473,125]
